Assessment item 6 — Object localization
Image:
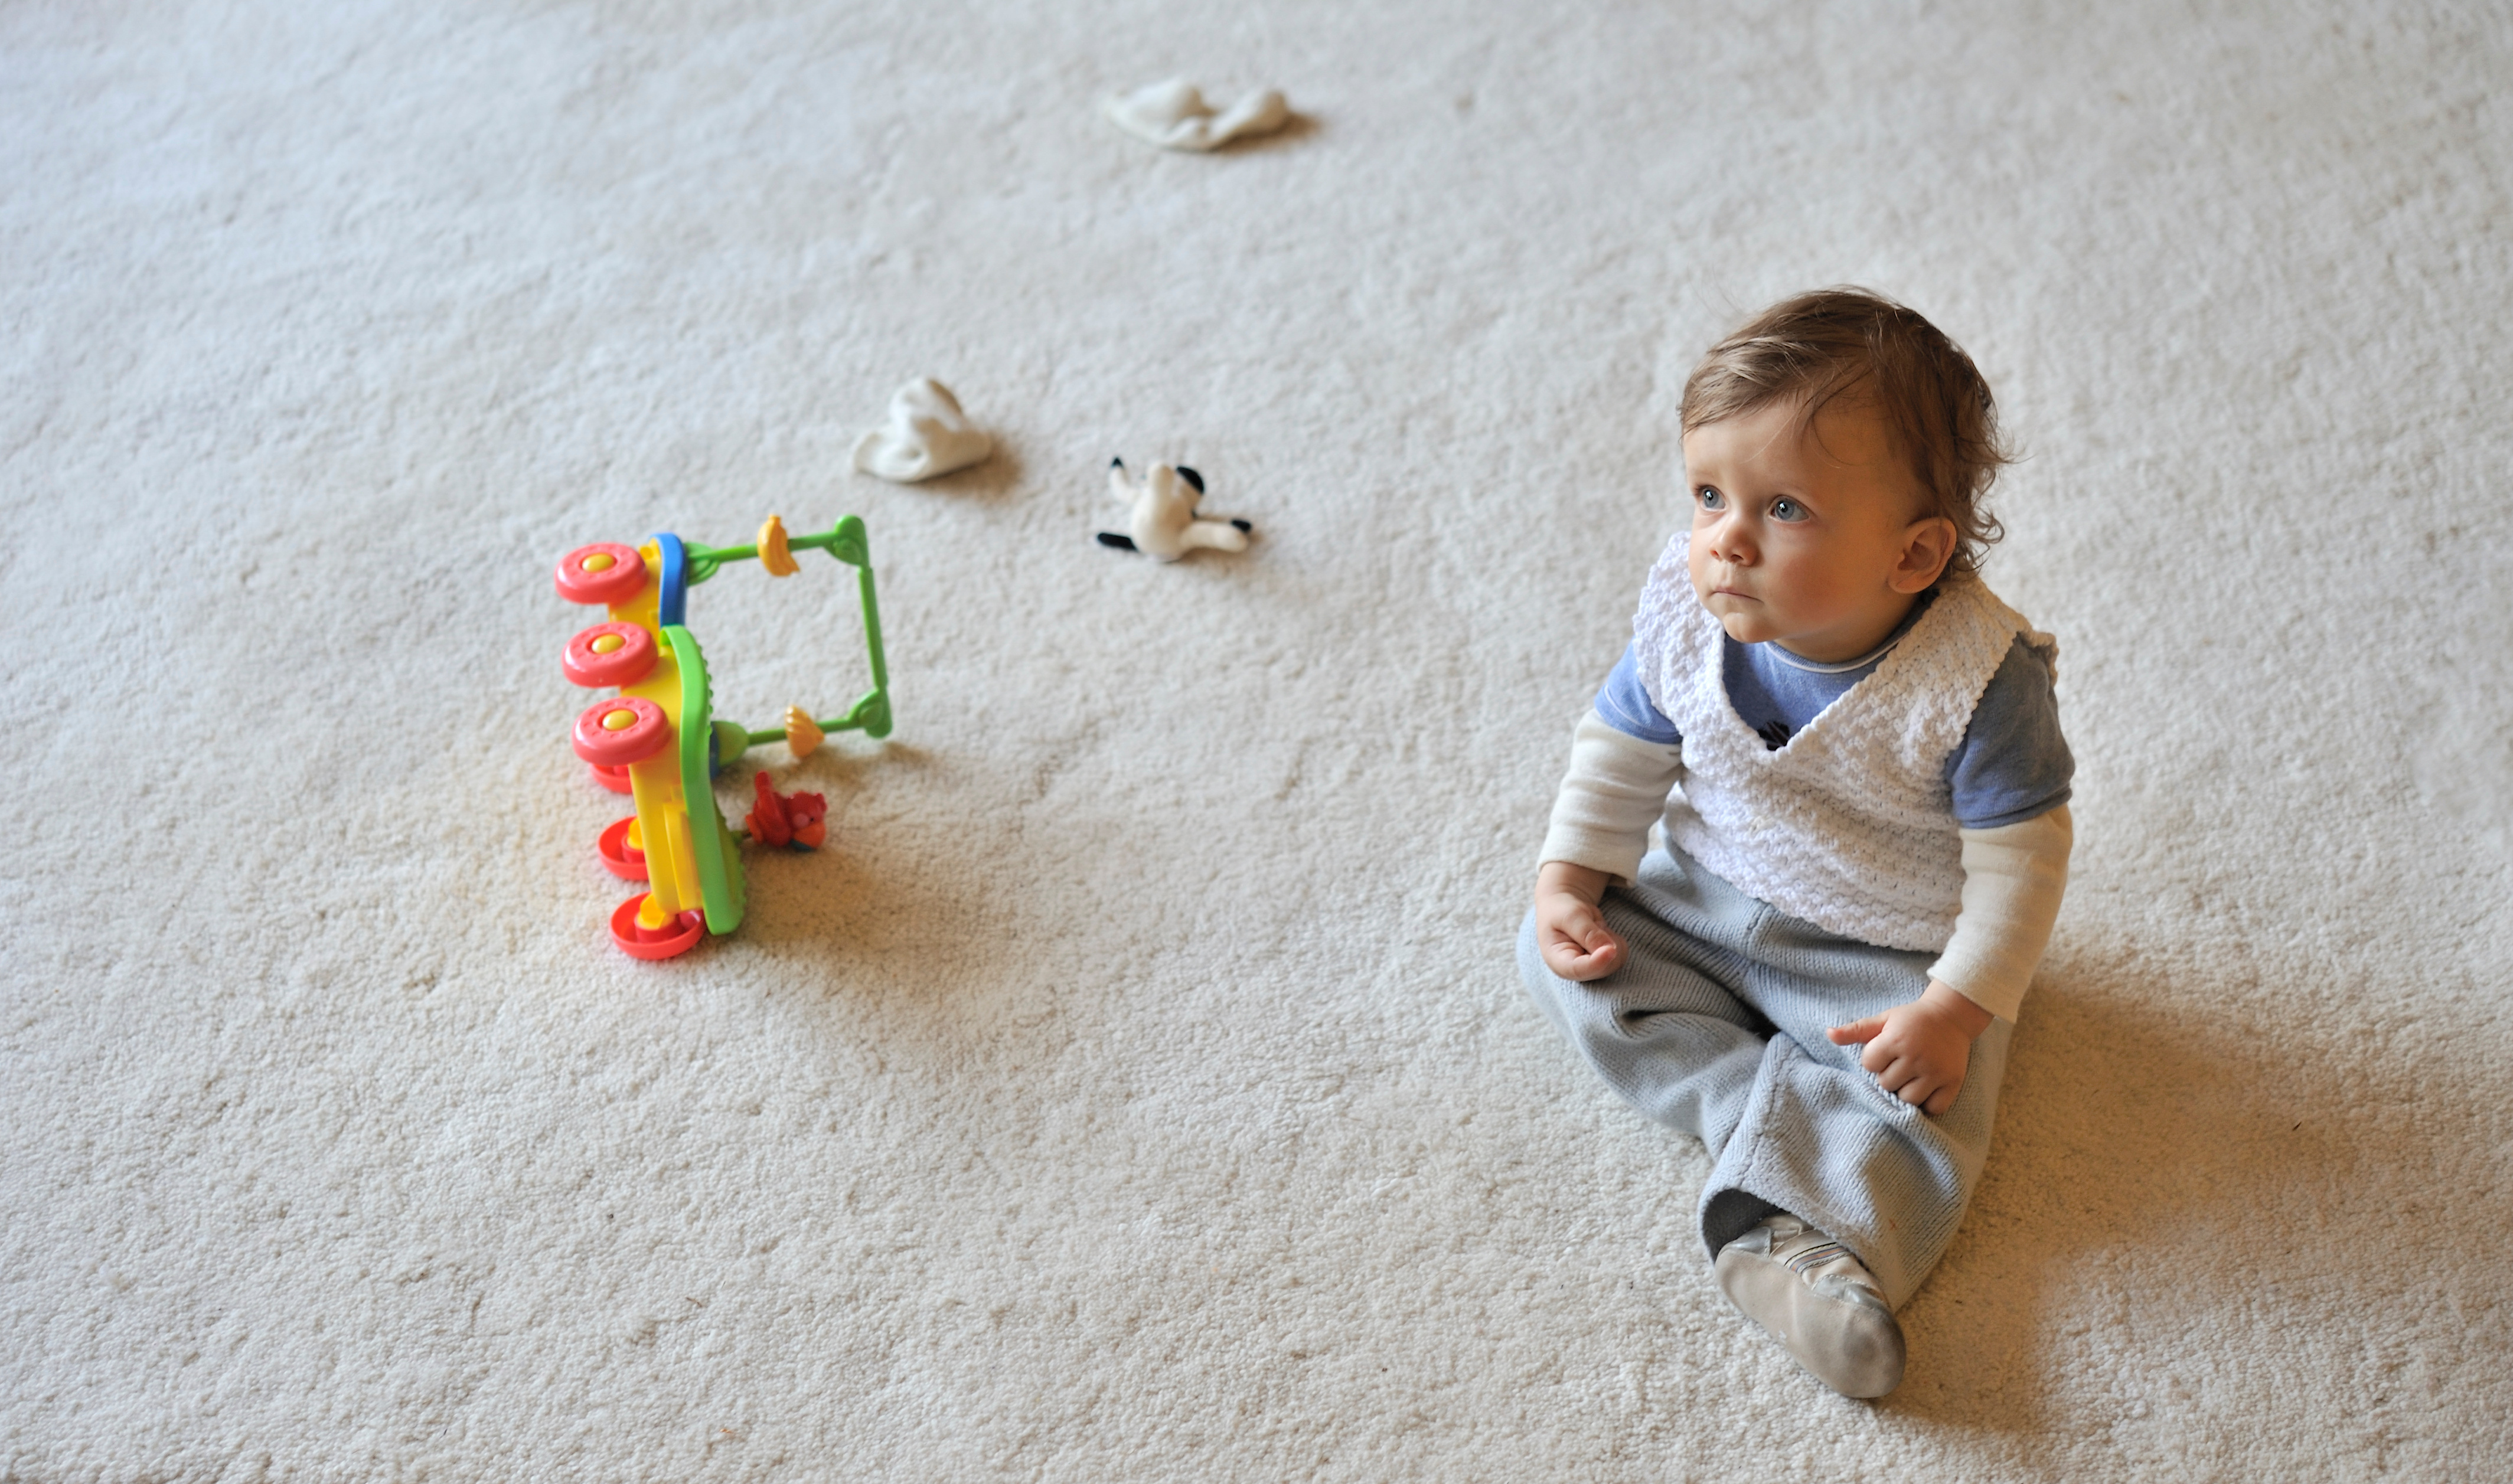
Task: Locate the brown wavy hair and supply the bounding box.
[1680,287,2011,580]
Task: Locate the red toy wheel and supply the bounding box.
[611,894,706,959]
[597,816,648,881]
[555,543,647,606]
[572,696,671,767]
[563,622,658,688]
[588,761,635,793]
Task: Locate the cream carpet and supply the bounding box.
[6,2,2509,1478]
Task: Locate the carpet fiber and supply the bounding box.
[5,2,2509,1478]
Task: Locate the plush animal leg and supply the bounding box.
[1096,458,1150,554]
[1180,519,1249,553]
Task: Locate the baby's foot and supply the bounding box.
[1713,1214,1905,1398]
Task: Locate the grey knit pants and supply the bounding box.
[1516,846,2010,1309]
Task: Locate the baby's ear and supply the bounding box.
[1891,516,1959,592]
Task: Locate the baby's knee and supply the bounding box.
[1513,908,1548,983]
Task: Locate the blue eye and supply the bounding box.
[1695,485,1725,511]
[1770,498,1807,522]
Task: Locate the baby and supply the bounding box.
[1519,288,2073,1398]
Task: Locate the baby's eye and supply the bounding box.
[1695,485,1725,511]
[1770,497,1808,522]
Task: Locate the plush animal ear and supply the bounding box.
[1109,456,1125,469]
[1175,466,1204,493]
[1095,532,1137,551]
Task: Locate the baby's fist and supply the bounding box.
[1533,862,1626,982]
[1825,983,1992,1118]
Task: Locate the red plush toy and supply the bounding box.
[747,772,828,851]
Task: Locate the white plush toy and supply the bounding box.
[1104,79,1291,153]
[852,378,994,483]
[1096,459,1252,561]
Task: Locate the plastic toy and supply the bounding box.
[746,772,827,851]
[1096,457,1254,561]
[552,514,891,959]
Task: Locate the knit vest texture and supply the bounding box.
[1632,533,2055,953]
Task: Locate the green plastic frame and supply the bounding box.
[667,625,747,936]
[683,515,892,743]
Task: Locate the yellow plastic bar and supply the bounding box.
[610,542,701,921]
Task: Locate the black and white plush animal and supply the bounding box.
[1096,458,1253,561]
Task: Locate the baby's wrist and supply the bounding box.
[1918,980,1994,1039]
[1535,859,1614,905]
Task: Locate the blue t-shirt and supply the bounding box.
[1594,602,2073,831]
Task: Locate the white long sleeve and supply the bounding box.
[1536,711,1685,885]
[1926,806,2073,1022]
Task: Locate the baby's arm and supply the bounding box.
[1925,806,2074,1022]
[1532,712,1684,981]
[1826,807,2073,1114]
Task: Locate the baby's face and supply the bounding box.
[1680,397,1952,664]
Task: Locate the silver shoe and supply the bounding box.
[1714,1215,1906,1398]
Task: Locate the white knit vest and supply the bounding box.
[1632,534,2056,953]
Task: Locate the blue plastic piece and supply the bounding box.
[652,533,688,626]
[710,718,748,775]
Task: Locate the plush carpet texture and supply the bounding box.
[5,2,2509,1479]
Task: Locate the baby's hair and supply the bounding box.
[1681,287,2011,580]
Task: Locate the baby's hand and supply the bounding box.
[1533,861,1626,982]
[1826,982,1993,1117]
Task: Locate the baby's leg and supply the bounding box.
[1515,893,1768,1154]
[1649,851,2012,1312]
[1523,849,2009,1395]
